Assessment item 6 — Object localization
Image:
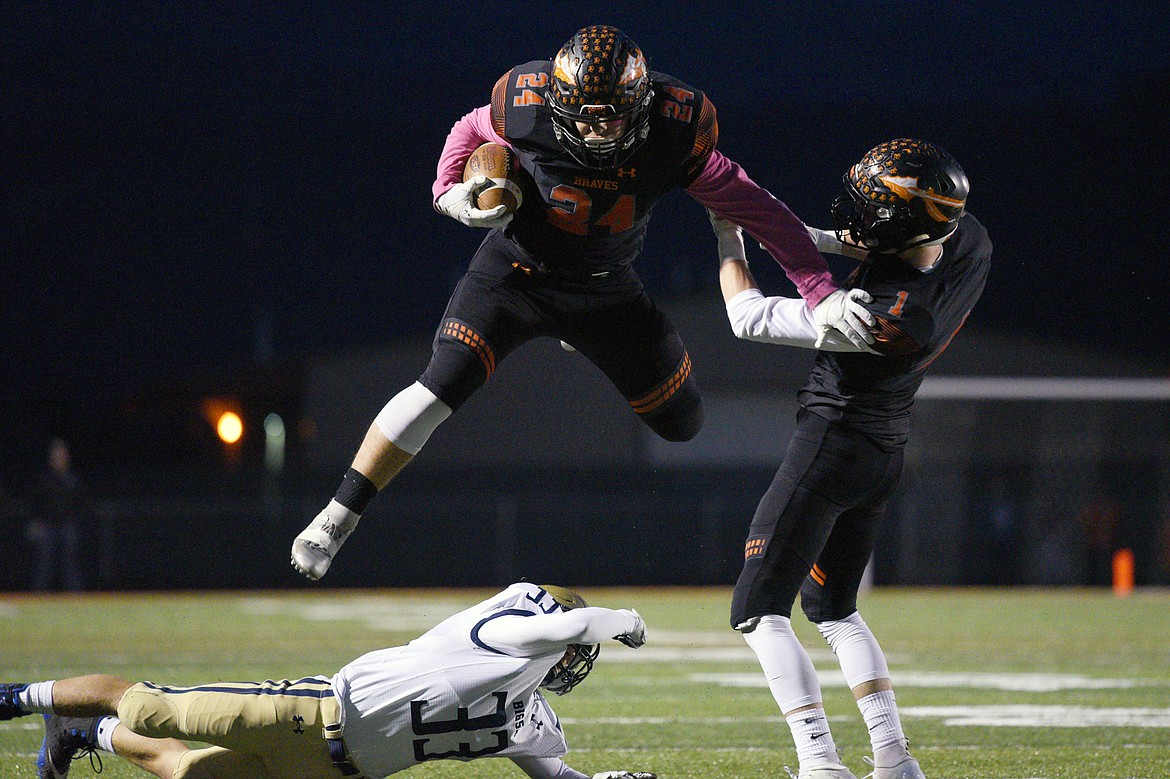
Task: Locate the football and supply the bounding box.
[462,142,523,213]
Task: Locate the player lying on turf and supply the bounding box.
[1,583,653,779]
[710,139,991,779]
[290,23,875,581]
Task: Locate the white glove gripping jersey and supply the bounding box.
[332,583,630,778]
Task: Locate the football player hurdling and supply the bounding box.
[292,24,872,581]
[1,583,654,779]
[710,139,991,779]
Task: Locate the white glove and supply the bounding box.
[614,609,646,649]
[807,225,870,260]
[806,225,845,255]
[811,288,876,349]
[436,176,514,228]
[707,208,746,265]
[592,772,657,779]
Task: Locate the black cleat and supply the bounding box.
[37,715,102,778]
[0,683,30,720]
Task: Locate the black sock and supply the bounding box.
[334,468,378,514]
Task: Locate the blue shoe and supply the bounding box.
[37,715,102,779]
[0,683,29,720]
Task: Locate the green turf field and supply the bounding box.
[2,587,1168,778]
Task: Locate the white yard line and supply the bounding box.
[692,670,1160,691]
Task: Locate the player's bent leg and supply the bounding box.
[290,383,451,580]
[106,719,191,779]
[420,318,503,412]
[373,382,453,460]
[175,746,276,779]
[117,679,335,768]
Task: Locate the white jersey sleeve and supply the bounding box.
[475,607,640,657]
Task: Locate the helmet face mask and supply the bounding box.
[537,584,599,695]
[541,642,600,695]
[831,139,969,254]
[547,25,653,169]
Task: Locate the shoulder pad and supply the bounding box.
[490,69,511,138]
[688,95,719,178]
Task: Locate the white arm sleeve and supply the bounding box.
[511,755,590,779]
[476,608,640,656]
[726,289,869,352]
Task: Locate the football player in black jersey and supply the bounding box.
[291,25,875,581]
[710,139,992,779]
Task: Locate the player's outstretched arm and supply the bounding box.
[477,607,646,656]
[709,210,876,353]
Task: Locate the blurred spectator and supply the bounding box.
[1155,503,1170,585]
[26,438,93,592]
[1076,493,1122,586]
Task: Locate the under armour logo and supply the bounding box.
[291,715,305,734]
[617,167,636,178]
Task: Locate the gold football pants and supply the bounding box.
[117,677,356,779]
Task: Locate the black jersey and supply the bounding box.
[488,61,717,273]
[799,213,992,447]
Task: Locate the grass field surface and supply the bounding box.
[2,586,1168,778]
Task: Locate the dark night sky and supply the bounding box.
[3,2,1169,461]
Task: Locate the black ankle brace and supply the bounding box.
[334,468,378,514]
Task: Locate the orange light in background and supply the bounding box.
[202,398,244,447]
[217,411,243,444]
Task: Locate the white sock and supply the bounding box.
[857,690,908,766]
[19,681,56,714]
[95,716,121,753]
[742,616,841,767]
[785,708,841,767]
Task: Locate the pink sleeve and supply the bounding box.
[686,150,838,307]
[432,105,512,203]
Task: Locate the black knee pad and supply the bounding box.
[420,320,496,410]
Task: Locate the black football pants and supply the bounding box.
[419,231,703,442]
[731,407,904,628]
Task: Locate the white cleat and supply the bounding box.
[863,755,925,779]
[291,500,361,581]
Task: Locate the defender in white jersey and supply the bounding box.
[0,583,654,779]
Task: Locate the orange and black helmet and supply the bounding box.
[831,138,969,253]
[547,25,654,169]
